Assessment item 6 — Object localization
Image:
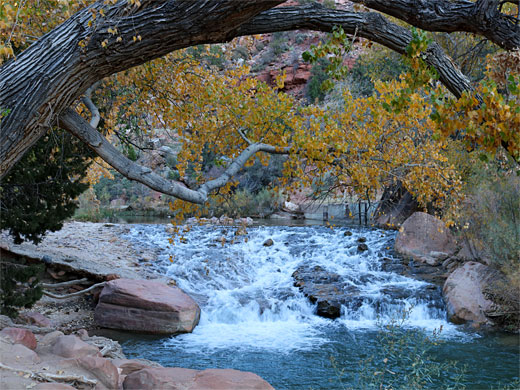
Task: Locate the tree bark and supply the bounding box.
[236,5,473,98]
[350,0,520,51]
[1,0,514,179]
[0,0,284,177]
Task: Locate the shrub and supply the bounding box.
[306,57,331,103]
[0,257,44,318]
[448,157,520,331]
[332,309,467,390]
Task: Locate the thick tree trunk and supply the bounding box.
[0,0,284,177]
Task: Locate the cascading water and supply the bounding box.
[117,223,519,389]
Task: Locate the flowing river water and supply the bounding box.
[107,222,519,389]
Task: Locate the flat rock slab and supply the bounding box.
[95,279,200,334]
[0,222,154,281]
[123,367,275,390]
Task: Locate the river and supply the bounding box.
[105,222,519,389]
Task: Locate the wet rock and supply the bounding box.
[357,243,369,252]
[343,231,353,237]
[0,327,37,350]
[292,265,361,319]
[263,238,274,247]
[52,334,100,358]
[123,367,274,390]
[357,237,367,243]
[94,279,201,334]
[443,262,498,326]
[395,212,457,264]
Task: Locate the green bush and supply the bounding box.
[0,258,44,318]
[306,57,331,103]
[0,130,93,244]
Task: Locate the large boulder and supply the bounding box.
[443,262,497,326]
[123,367,274,390]
[94,279,200,334]
[395,212,457,265]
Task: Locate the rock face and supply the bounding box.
[395,212,457,265]
[123,367,274,390]
[95,279,201,334]
[443,262,498,326]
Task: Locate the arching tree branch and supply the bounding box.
[236,4,472,98]
[349,0,520,51]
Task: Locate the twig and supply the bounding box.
[42,282,106,299]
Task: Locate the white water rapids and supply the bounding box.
[123,223,468,354]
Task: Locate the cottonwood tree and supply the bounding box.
[1,0,519,208]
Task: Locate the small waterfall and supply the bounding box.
[124,224,463,352]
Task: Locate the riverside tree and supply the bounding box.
[0,0,519,217]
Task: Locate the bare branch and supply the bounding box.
[0,363,98,386]
[236,4,473,98]
[58,108,290,204]
[81,82,100,128]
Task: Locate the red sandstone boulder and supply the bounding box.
[94,279,200,334]
[78,356,119,390]
[112,358,162,375]
[443,262,498,326]
[0,327,37,350]
[123,367,275,390]
[52,334,101,358]
[395,212,457,265]
[0,336,41,364]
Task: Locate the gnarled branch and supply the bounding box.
[58,108,290,204]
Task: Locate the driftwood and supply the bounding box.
[0,363,98,386]
[42,281,106,299]
[40,278,90,289]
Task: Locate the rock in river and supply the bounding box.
[292,265,361,319]
[443,262,499,326]
[94,279,200,334]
